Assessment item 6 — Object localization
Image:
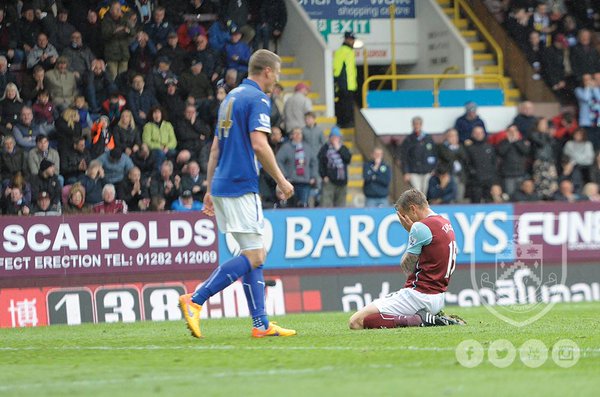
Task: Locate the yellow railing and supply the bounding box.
[362,74,508,108]
[453,0,504,76]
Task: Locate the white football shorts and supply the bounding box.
[212,193,265,251]
[373,288,445,316]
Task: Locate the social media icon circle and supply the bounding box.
[552,339,580,368]
[488,339,516,368]
[455,339,484,368]
[519,339,548,368]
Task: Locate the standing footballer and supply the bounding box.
[349,189,464,329]
[179,50,296,338]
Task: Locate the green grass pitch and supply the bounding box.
[1,302,599,397]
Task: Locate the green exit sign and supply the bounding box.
[317,19,370,41]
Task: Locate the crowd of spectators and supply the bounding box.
[487,0,600,105]
[0,0,291,216]
[393,100,600,204]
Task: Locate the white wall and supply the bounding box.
[282,0,334,117]
[361,106,518,135]
[402,0,473,90]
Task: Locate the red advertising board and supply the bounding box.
[0,212,218,278]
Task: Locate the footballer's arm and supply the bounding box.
[250,130,294,199]
[400,252,419,274]
[202,136,220,216]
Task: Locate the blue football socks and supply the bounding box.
[191,255,252,306]
[243,266,269,330]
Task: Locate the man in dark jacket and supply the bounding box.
[127,74,159,126]
[454,102,487,143]
[0,136,28,184]
[400,116,437,194]
[318,126,351,207]
[570,29,600,83]
[175,105,211,155]
[30,158,61,207]
[102,1,136,80]
[61,137,91,185]
[190,34,222,83]
[180,60,213,104]
[496,124,531,197]
[363,146,391,207]
[465,126,497,203]
[156,31,187,75]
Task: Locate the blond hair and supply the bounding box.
[248,49,281,76]
[394,188,428,212]
[118,109,136,130]
[62,107,79,129]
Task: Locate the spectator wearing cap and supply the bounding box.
[318,126,352,207]
[400,116,437,194]
[333,31,358,128]
[93,183,128,213]
[30,158,61,207]
[256,0,287,52]
[224,0,255,45]
[27,32,58,70]
[284,82,313,134]
[157,31,188,75]
[191,34,222,83]
[465,126,497,203]
[13,106,49,151]
[127,74,159,126]
[224,24,251,75]
[45,56,78,111]
[102,0,136,80]
[161,78,186,120]
[180,59,213,104]
[454,101,487,143]
[171,188,203,211]
[32,189,61,215]
[129,30,158,76]
[144,6,174,50]
[277,127,318,207]
[53,7,76,53]
[363,146,391,207]
[61,136,91,185]
[117,166,149,212]
[148,55,179,98]
[1,136,28,183]
[97,147,134,185]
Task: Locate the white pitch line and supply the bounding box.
[0,364,397,392]
[1,345,599,354]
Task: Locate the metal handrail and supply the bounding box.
[362,73,508,108]
[454,0,504,76]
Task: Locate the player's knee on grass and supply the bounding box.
[348,312,364,330]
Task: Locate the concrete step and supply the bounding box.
[317,116,337,125]
[280,67,304,76]
[460,30,477,39]
[453,18,468,29]
[348,179,364,188]
[473,53,494,62]
[352,153,363,162]
[349,165,363,176]
[312,104,327,113]
[279,79,311,89]
[280,56,295,64]
[469,41,486,52]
